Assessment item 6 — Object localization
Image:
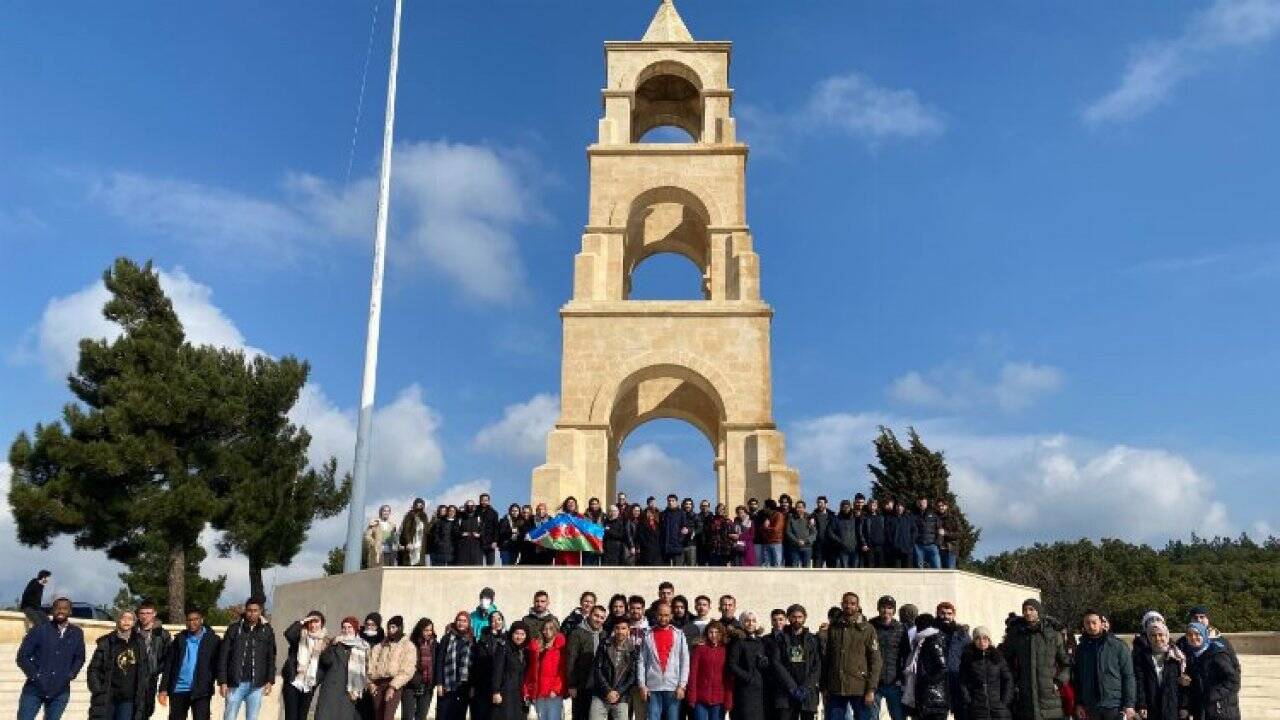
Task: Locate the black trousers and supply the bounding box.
[573,692,593,720]
[777,709,815,720]
[439,689,471,720]
[402,685,435,720]
[168,693,211,720]
[282,683,314,720]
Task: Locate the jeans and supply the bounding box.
[874,683,906,720]
[584,552,602,566]
[535,696,565,720]
[646,691,680,720]
[836,550,858,568]
[500,549,516,566]
[484,548,497,565]
[223,682,264,720]
[826,694,875,720]
[682,546,698,566]
[590,696,630,720]
[914,543,941,569]
[757,544,783,567]
[168,692,212,720]
[785,547,812,567]
[692,703,724,720]
[110,702,136,720]
[752,544,765,566]
[18,683,69,720]
[940,549,957,569]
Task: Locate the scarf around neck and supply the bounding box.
[292,627,329,693]
[443,632,472,690]
[335,635,369,699]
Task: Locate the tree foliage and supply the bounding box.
[323,546,346,577]
[212,354,349,601]
[115,532,226,620]
[970,534,1280,633]
[867,426,981,559]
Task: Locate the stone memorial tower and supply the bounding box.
[531,0,800,509]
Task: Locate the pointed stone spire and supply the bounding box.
[642,0,694,42]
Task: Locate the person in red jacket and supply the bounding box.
[526,617,568,720]
[687,621,733,720]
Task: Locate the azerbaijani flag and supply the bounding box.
[527,512,605,553]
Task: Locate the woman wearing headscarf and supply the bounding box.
[726,611,767,720]
[472,611,508,720]
[958,626,1012,719]
[314,617,370,720]
[401,618,437,720]
[368,616,417,720]
[602,506,631,566]
[493,621,532,720]
[281,610,330,720]
[1184,622,1240,720]
[430,505,459,567]
[435,611,477,720]
[1133,620,1187,720]
[357,614,386,720]
[87,609,149,720]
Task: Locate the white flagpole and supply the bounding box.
[344,0,403,573]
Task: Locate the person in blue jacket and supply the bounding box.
[16,596,86,720]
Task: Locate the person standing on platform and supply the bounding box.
[759,499,786,568]
[829,500,859,569]
[637,506,664,567]
[784,500,816,568]
[457,501,487,566]
[375,505,398,567]
[158,607,221,720]
[913,498,941,569]
[810,498,835,568]
[19,569,51,628]
[368,616,415,720]
[733,506,756,567]
[499,504,525,566]
[584,497,606,566]
[822,593,882,720]
[936,498,962,570]
[862,499,886,569]
[399,499,430,567]
[889,502,916,570]
[659,495,692,567]
[568,606,609,720]
[430,506,459,567]
[478,493,501,566]
[603,507,632,566]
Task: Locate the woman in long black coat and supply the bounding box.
[958,629,1013,720]
[314,618,369,720]
[1185,622,1240,720]
[456,504,486,566]
[429,506,459,566]
[1133,623,1187,720]
[726,612,768,720]
[635,507,663,566]
[911,623,952,720]
[491,622,531,720]
[471,612,507,720]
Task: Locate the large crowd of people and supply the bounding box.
[365,492,965,570]
[14,575,1243,720]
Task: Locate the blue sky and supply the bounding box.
[2,0,1278,605]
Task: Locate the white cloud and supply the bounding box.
[20,267,260,379]
[1084,0,1280,124]
[887,361,1063,413]
[92,141,542,303]
[806,72,946,142]
[616,443,702,500]
[4,266,452,606]
[787,412,1233,553]
[473,393,559,461]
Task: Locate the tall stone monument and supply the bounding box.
[531,0,800,509]
[527,0,788,507]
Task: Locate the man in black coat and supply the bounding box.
[20,569,51,627]
[477,493,501,566]
[135,600,172,719]
[659,495,692,566]
[159,607,222,720]
[810,497,835,568]
[216,598,277,719]
[769,605,822,720]
[870,596,910,720]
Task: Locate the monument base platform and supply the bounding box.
[274,566,1037,636]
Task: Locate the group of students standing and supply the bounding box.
[362,491,966,570]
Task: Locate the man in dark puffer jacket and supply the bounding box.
[216,598,277,720]
[1000,599,1069,720]
[870,595,910,720]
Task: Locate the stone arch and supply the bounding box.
[622,186,712,299]
[632,60,704,142]
[588,350,738,427]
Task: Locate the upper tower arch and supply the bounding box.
[632,60,704,141]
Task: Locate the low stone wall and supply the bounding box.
[273,566,1038,640]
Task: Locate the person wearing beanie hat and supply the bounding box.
[1176,606,1239,674]
[1003,600,1068,720]
[1182,621,1240,720]
[958,626,1012,719]
[1133,621,1186,720]
[368,615,416,720]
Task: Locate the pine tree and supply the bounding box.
[867,426,982,560]
[8,259,244,621]
[116,533,226,620]
[213,354,349,601]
